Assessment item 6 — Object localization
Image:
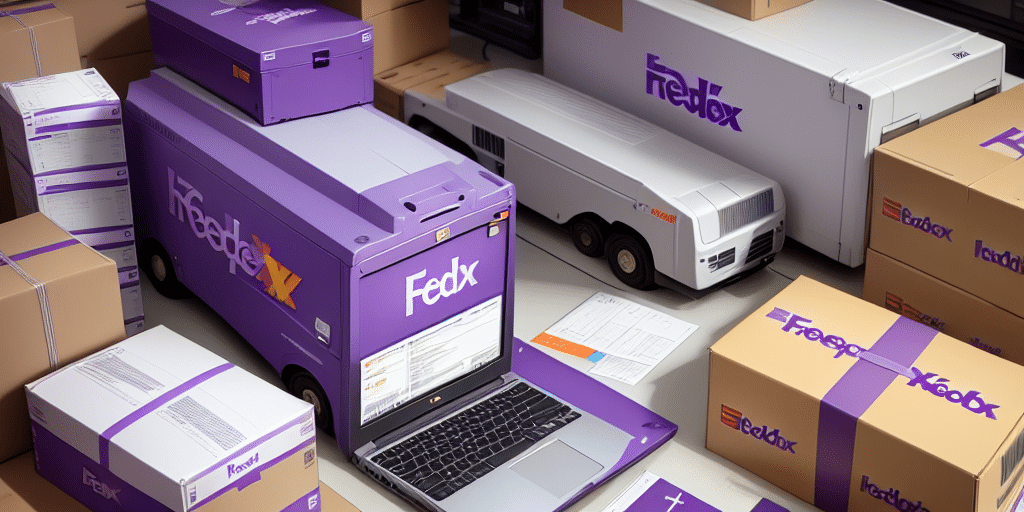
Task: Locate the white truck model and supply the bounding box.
[403,68,786,290]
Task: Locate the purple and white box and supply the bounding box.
[147,0,373,125]
[0,68,144,335]
[25,325,321,512]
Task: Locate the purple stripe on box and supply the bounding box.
[119,279,140,289]
[282,487,321,512]
[34,162,128,177]
[0,3,55,16]
[99,363,234,468]
[28,134,52,142]
[69,224,135,235]
[37,179,128,195]
[92,240,136,251]
[124,316,145,326]
[813,316,937,512]
[34,101,120,116]
[1,239,79,265]
[34,118,121,134]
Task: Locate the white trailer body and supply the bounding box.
[543,0,1005,267]
[404,69,786,290]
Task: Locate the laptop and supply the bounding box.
[352,302,678,512]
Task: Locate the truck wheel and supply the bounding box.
[605,233,657,290]
[140,239,191,299]
[570,217,606,257]
[288,371,333,433]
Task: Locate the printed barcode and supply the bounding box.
[1002,428,1024,486]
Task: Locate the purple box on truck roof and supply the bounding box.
[124,67,515,455]
[147,0,374,125]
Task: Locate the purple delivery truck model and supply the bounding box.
[124,68,516,455]
[147,0,374,125]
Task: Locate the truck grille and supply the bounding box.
[744,230,775,264]
[719,189,774,235]
[473,125,505,159]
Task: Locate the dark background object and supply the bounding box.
[883,0,1024,77]
[450,0,542,59]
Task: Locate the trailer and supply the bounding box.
[404,68,785,290]
[124,67,516,455]
[543,0,1004,267]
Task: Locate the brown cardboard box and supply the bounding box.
[0,1,80,83]
[321,482,362,512]
[51,0,150,62]
[319,0,417,20]
[862,248,1024,366]
[82,50,154,102]
[707,276,1024,512]
[374,50,489,120]
[870,84,1024,320]
[364,0,449,73]
[690,0,814,20]
[0,213,125,464]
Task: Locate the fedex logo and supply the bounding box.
[227,453,259,479]
[975,240,1024,275]
[720,405,796,453]
[881,198,953,242]
[245,7,317,25]
[883,292,945,331]
[406,257,478,316]
[861,475,930,512]
[768,308,1000,420]
[83,468,121,504]
[645,54,743,132]
[980,127,1024,159]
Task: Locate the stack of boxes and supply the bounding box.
[864,84,1024,367]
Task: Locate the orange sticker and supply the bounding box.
[651,208,677,224]
[232,65,251,84]
[531,332,596,359]
[252,234,302,309]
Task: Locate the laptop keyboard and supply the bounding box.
[371,382,582,501]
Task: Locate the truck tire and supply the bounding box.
[605,233,656,290]
[288,371,333,433]
[570,216,606,257]
[140,239,192,299]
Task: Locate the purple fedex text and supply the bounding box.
[899,207,952,242]
[645,54,743,132]
[980,127,1024,159]
[975,240,1024,275]
[861,475,930,512]
[738,415,796,453]
[767,308,1000,420]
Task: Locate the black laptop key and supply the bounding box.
[415,472,445,492]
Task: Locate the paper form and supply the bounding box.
[531,292,698,385]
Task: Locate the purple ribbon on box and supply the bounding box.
[0,3,57,77]
[813,316,937,512]
[0,238,81,370]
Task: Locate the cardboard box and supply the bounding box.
[51,0,150,62]
[689,0,814,20]
[83,50,155,102]
[147,0,373,126]
[707,276,1024,512]
[544,0,1005,267]
[0,68,145,335]
[365,0,448,73]
[0,2,81,83]
[870,84,1024,320]
[373,50,489,120]
[26,325,320,512]
[1,450,359,512]
[863,248,1024,367]
[319,0,416,19]
[0,212,125,464]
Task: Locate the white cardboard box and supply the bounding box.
[544,0,1004,266]
[25,325,321,512]
[0,68,144,334]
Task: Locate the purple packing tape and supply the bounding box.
[0,3,56,17]
[813,316,937,512]
[0,3,55,76]
[0,238,80,265]
[99,362,234,468]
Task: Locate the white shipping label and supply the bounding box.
[29,126,126,172]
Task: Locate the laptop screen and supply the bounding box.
[360,295,503,425]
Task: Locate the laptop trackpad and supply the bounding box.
[510,440,604,498]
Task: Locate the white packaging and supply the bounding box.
[0,68,145,334]
[25,325,321,512]
[544,0,1004,266]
